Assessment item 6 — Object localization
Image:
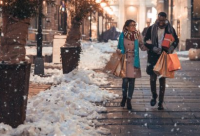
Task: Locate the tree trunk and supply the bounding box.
[0,14,30,64]
[65,20,81,47]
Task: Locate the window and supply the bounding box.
[191,0,200,38]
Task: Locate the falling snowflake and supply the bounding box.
[144,113,148,117]
[23,95,27,100]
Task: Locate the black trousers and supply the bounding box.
[150,73,166,103]
[122,78,135,99]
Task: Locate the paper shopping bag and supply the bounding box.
[114,55,126,78]
[103,52,122,74]
[153,51,174,78]
[168,53,181,71]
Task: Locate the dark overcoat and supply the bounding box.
[144,25,179,75]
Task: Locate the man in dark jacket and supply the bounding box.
[144,12,179,110]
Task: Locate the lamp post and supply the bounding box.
[89,0,92,41]
[60,0,67,34]
[95,0,102,41]
[100,0,107,41]
[34,0,44,75]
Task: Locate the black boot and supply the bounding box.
[158,102,164,110]
[150,74,157,107]
[120,96,127,107]
[158,77,165,110]
[150,94,158,106]
[127,98,132,110]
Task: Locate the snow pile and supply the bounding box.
[26,46,53,56]
[79,41,117,70]
[4,41,120,135]
[0,78,118,135]
[30,41,118,84]
[0,41,120,135]
[81,41,117,53]
[30,69,109,86]
[176,51,188,56]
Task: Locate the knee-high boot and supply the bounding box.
[121,78,128,107]
[158,77,166,110]
[150,74,158,106]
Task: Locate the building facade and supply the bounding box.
[167,0,200,51]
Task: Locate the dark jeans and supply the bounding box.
[150,73,166,103]
[122,78,135,99]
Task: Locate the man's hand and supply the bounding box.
[153,47,161,54]
[168,46,174,54]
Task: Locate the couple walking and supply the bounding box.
[117,12,179,110]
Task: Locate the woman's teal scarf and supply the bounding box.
[117,32,140,68]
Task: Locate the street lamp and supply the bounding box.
[100,1,107,7]
[95,0,101,3]
[34,0,44,75]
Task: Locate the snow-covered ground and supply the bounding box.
[26,46,53,56]
[176,51,188,56]
[0,41,119,136]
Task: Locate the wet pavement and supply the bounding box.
[97,51,200,136]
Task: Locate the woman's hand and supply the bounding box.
[116,49,121,54]
[146,40,152,44]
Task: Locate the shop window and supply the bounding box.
[191,0,200,38]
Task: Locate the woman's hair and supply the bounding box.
[123,19,136,30]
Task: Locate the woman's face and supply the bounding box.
[126,22,137,32]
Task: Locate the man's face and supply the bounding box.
[157,16,166,28]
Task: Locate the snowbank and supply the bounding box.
[26,46,53,56]
[176,51,188,56]
[0,41,119,136]
[0,79,118,135]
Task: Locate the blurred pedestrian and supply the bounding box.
[142,21,150,38]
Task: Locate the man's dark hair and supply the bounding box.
[158,12,167,18]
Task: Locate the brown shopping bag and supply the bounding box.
[114,55,126,78]
[103,52,123,74]
[153,51,174,78]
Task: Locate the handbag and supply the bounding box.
[153,51,174,78]
[168,53,181,71]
